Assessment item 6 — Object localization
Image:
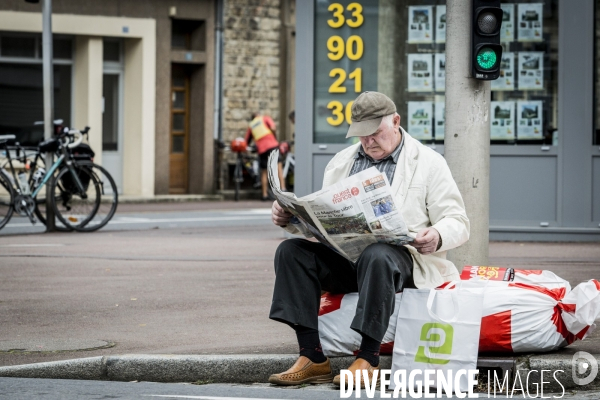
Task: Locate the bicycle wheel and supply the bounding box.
[51,164,100,230]
[71,162,118,232]
[234,158,242,202]
[0,170,14,229]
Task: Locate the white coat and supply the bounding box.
[285,128,470,289]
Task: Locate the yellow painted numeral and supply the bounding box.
[348,68,362,92]
[329,68,347,93]
[327,3,345,28]
[326,101,355,126]
[327,36,345,61]
[327,3,364,28]
[346,36,364,60]
[346,3,364,28]
[327,101,345,126]
[327,36,364,61]
[346,101,354,125]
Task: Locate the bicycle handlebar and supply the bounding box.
[64,130,84,148]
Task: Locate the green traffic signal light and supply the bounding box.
[476,47,498,70]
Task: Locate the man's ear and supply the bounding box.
[394,114,401,128]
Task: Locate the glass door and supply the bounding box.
[102,72,123,193]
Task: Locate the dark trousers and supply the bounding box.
[269,238,415,341]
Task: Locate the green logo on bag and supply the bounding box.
[414,322,454,365]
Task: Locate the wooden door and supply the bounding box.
[169,66,189,194]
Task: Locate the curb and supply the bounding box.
[1,353,599,391]
[0,354,388,383]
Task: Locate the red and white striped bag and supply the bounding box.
[317,268,600,355]
[318,292,402,356]
[456,267,600,353]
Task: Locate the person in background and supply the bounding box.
[245,112,286,200]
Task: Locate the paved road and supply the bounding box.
[1,201,274,235]
[1,377,596,399]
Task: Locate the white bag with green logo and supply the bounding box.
[390,285,484,392]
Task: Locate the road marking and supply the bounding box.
[106,216,269,225]
[5,215,269,228]
[145,396,279,400]
[0,244,65,247]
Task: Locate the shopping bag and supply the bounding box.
[318,292,402,356]
[455,269,600,353]
[390,284,484,393]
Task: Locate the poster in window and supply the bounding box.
[408,6,433,44]
[518,52,544,90]
[491,101,516,140]
[408,54,433,92]
[517,3,543,42]
[517,101,543,140]
[500,4,515,42]
[408,102,433,140]
[491,52,515,91]
[434,53,446,92]
[435,101,445,140]
[435,5,446,44]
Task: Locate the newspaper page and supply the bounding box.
[267,150,413,262]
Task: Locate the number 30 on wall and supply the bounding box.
[326,100,354,126]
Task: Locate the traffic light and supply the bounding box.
[471,0,503,80]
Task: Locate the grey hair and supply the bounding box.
[379,113,398,130]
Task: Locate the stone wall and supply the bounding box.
[222,0,282,142]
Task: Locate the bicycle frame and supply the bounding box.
[30,154,65,198]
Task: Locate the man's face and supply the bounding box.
[359,114,402,160]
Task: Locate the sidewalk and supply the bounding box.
[1,200,599,390]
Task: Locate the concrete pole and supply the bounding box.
[445,0,490,267]
[42,0,56,231]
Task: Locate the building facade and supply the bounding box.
[0,0,296,196]
[295,0,600,241]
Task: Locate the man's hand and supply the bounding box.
[272,201,293,227]
[412,227,441,255]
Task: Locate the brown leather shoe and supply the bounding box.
[333,358,380,389]
[268,356,334,385]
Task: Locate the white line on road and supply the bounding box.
[106,216,269,225]
[145,396,282,400]
[5,215,269,228]
[0,244,65,247]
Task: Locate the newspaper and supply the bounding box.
[268,150,414,262]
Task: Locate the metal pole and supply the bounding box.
[445,0,490,267]
[42,0,55,231]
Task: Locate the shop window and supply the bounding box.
[0,64,72,146]
[1,35,36,58]
[0,32,72,146]
[103,40,121,62]
[0,32,73,60]
[171,19,205,51]
[312,0,559,146]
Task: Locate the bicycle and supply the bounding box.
[0,124,118,232]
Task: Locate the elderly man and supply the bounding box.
[268,92,470,386]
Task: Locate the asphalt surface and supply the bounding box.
[1,200,273,235]
[0,377,596,399]
[1,200,600,394]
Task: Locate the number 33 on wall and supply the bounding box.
[327,3,364,28]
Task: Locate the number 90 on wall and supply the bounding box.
[327,100,354,126]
